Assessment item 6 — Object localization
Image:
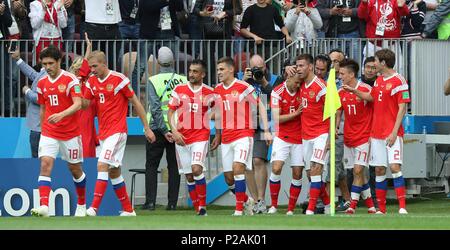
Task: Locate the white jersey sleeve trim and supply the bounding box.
[238,84,255,102]
[114,78,131,95]
[66,78,80,96]
[391,84,409,96]
[316,88,327,102]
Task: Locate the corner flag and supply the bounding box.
[323,68,341,216]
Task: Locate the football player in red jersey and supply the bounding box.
[167,59,216,216]
[343,49,410,214]
[31,45,86,217]
[336,59,376,214]
[267,73,304,215]
[83,51,155,216]
[296,54,331,215]
[213,57,271,216]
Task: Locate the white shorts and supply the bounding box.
[270,136,304,166]
[175,141,209,175]
[38,135,83,164]
[369,137,403,167]
[343,142,370,169]
[98,133,127,168]
[303,133,329,170]
[221,137,253,172]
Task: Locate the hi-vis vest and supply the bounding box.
[146,72,187,130]
[437,13,450,40]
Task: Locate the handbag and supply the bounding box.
[203,19,226,39]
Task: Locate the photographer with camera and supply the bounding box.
[237,54,282,214]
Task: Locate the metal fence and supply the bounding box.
[411,40,450,116]
[1,38,415,117]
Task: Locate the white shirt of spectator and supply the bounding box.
[7,0,20,36]
[29,0,68,43]
[213,0,225,18]
[85,0,121,24]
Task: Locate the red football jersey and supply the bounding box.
[168,83,215,145]
[85,70,134,140]
[214,79,256,144]
[37,70,82,140]
[300,76,330,140]
[271,82,302,144]
[370,73,410,139]
[339,82,373,147]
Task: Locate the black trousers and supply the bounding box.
[84,22,122,71]
[145,131,180,205]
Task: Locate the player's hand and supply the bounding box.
[210,135,221,151]
[285,65,297,77]
[295,104,303,116]
[172,131,186,146]
[164,132,174,143]
[342,84,356,93]
[144,128,156,143]
[263,131,273,146]
[386,132,397,147]
[48,112,65,124]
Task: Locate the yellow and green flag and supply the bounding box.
[323,68,341,216]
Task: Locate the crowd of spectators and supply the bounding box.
[1,0,449,116]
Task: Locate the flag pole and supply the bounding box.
[330,94,336,217]
[323,67,340,216]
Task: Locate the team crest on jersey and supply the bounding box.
[309,91,315,98]
[106,84,114,92]
[74,85,81,93]
[58,84,66,92]
[386,83,392,90]
[231,90,239,97]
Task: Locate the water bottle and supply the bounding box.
[422,125,427,134]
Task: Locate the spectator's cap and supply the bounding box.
[158,47,174,66]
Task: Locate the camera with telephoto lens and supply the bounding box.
[250,66,264,81]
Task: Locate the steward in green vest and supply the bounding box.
[147,55,187,135]
[144,47,186,210]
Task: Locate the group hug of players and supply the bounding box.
[31,43,409,217]
[168,47,409,216]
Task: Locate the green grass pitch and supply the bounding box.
[1,194,450,230]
